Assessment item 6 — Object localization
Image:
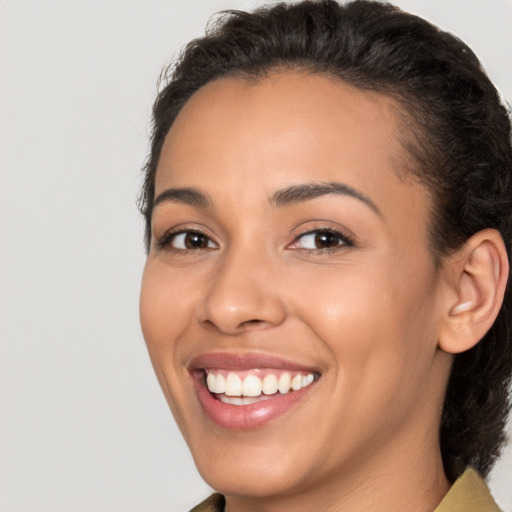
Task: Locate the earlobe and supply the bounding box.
[438,229,509,354]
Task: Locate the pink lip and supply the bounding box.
[189,352,319,430]
[189,352,316,372]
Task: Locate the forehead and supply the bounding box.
[155,72,430,239]
[157,71,415,188]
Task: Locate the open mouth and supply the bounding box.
[189,353,321,429]
[205,369,317,406]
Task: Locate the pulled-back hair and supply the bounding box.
[140,0,512,481]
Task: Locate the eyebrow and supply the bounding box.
[152,181,380,215]
[153,187,211,209]
[271,182,381,215]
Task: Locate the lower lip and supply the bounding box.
[193,372,315,429]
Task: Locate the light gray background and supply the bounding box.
[1,1,511,511]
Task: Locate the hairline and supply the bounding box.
[145,67,448,266]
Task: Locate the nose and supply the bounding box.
[196,247,287,335]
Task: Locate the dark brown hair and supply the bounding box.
[140,0,512,481]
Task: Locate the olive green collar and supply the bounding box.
[191,467,501,512]
[434,468,501,512]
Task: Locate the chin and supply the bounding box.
[190,437,311,498]
[198,462,303,499]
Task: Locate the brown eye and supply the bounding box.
[167,231,217,251]
[289,228,354,251]
[313,231,341,249]
[183,232,210,249]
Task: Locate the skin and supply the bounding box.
[140,72,456,512]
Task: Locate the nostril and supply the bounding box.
[200,316,268,334]
[241,319,264,327]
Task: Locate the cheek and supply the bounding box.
[139,263,200,425]
[141,256,204,324]
[139,262,194,366]
[291,256,440,384]
[293,266,442,450]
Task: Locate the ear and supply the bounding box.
[438,229,509,354]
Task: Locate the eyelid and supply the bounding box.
[154,226,219,252]
[153,222,355,253]
[287,226,355,251]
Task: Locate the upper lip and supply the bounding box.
[188,352,320,373]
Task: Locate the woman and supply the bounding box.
[139,1,512,510]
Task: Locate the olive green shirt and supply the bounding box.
[435,468,501,512]
[189,468,501,512]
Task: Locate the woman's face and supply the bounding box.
[140,73,452,500]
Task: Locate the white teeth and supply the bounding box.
[213,373,225,394]
[291,374,302,391]
[242,375,262,397]
[301,374,314,387]
[262,374,278,395]
[205,370,317,399]
[278,373,291,394]
[219,395,273,405]
[206,372,216,392]
[225,373,242,396]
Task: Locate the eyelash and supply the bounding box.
[155,227,354,254]
[155,229,218,253]
[289,228,355,253]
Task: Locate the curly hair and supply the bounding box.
[139,0,512,481]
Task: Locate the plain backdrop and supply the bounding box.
[1,1,511,511]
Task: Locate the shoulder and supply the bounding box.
[435,468,502,512]
[189,493,225,512]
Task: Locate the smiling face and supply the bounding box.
[140,72,453,509]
